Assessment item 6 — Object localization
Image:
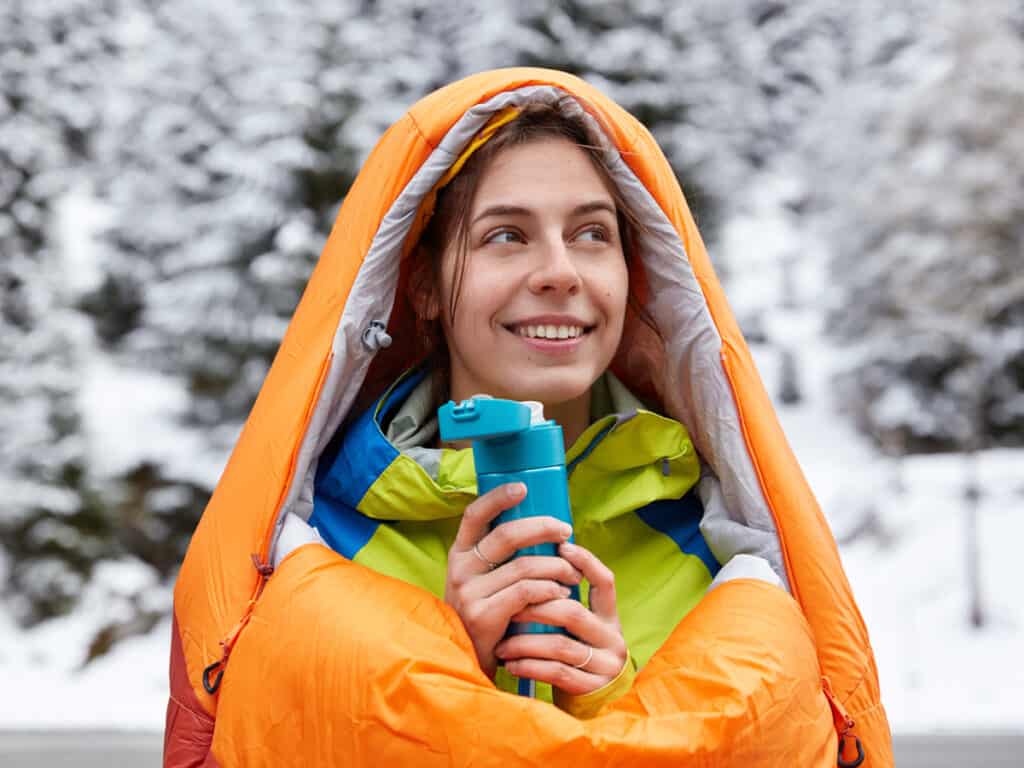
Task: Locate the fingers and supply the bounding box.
[448,498,624,694]
[453,482,526,551]
[509,598,620,650]
[493,544,629,698]
[500,658,607,697]
[472,580,572,634]
[466,555,582,602]
[476,516,572,566]
[559,541,618,621]
[494,633,621,679]
[448,575,570,679]
[505,543,622,649]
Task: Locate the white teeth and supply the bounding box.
[515,324,585,339]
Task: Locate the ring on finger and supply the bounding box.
[572,644,594,671]
[472,542,499,570]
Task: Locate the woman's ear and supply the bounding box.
[408,245,441,321]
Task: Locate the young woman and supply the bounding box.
[306,102,755,714]
[165,70,892,768]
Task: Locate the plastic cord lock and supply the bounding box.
[362,320,392,351]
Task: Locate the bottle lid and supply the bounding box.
[437,397,532,442]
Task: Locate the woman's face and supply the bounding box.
[438,137,629,408]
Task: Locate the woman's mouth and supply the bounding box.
[513,323,588,340]
[503,322,595,353]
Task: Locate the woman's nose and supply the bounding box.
[527,238,581,295]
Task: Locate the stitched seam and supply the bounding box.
[169,692,214,726]
[406,110,436,151]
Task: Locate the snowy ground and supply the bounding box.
[0,586,171,729]
[1,178,1021,733]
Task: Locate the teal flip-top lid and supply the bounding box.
[437,397,566,474]
[437,397,532,441]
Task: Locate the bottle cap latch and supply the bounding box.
[523,401,545,426]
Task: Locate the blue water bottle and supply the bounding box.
[437,396,580,638]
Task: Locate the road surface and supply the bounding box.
[0,730,1021,766]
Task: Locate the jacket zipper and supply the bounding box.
[566,410,638,477]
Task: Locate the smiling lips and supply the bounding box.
[516,324,585,339]
[505,319,593,351]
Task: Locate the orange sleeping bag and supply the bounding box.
[164,68,893,767]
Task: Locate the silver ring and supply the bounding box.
[572,645,594,671]
[472,542,499,570]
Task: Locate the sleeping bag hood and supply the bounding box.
[165,68,893,767]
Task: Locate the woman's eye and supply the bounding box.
[485,229,523,245]
[575,225,610,243]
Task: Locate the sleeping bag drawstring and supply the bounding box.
[202,554,276,694]
[362,320,392,352]
[822,676,865,768]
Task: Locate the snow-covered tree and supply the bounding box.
[0,0,122,624]
[809,2,1024,452]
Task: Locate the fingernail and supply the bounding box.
[507,483,525,499]
[561,540,576,553]
[560,524,572,540]
[560,586,571,598]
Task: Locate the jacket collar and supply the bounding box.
[319,367,696,523]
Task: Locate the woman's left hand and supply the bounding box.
[493,541,628,696]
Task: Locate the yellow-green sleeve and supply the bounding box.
[552,655,637,719]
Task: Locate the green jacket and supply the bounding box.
[309,367,719,698]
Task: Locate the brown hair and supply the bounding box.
[358,99,662,416]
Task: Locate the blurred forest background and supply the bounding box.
[1,0,1022,667]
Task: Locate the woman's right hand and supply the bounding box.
[445,482,582,678]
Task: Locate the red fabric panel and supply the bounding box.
[164,612,218,768]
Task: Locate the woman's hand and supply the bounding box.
[493,542,628,696]
[446,482,582,678]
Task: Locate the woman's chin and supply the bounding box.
[502,373,596,410]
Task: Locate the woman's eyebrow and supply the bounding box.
[471,205,531,226]
[571,201,616,217]
[471,200,616,227]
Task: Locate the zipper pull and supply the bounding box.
[202,555,275,695]
[822,676,865,768]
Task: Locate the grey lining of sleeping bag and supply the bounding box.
[267,86,789,591]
